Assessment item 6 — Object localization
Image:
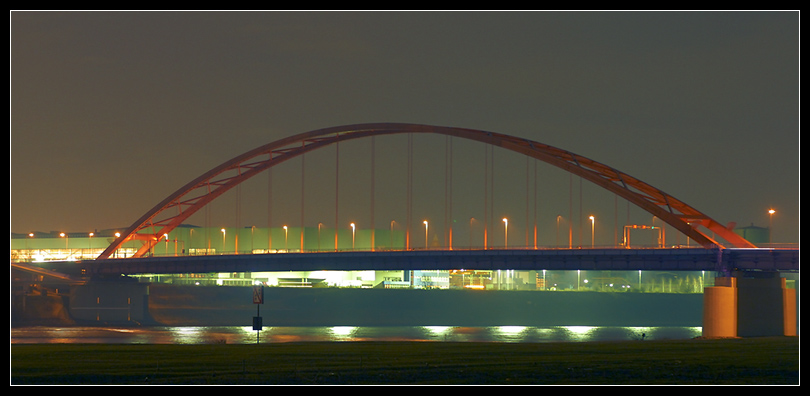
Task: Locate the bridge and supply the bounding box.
[13,123,798,337]
[38,247,798,278]
[97,123,761,261]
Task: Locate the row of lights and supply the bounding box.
[216,218,508,250]
[26,208,780,251]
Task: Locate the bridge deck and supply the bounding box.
[29,248,799,277]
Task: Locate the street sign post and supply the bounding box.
[252,285,264,343]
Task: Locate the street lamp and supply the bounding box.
[60,232,69,259]
[350,223,356,249]
[114,232,121,258]
[423,220,429,249]
[283,226,288,250]
[768,209,776,244]
[221,229,226,254]
[390,220,397,249]
[164,233,170,256]
[502,218,508,248]
[318,222,323,251]
[589,216,595,248]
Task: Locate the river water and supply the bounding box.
[10,325,702,344]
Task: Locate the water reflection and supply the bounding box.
[562,326,598,341]
[11,325,703,345]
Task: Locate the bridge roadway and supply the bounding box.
[40,247,799,278]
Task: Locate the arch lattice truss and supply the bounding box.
[98,123,755,259]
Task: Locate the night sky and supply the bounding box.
[10,11,799,245]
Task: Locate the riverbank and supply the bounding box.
[11,336,799,385]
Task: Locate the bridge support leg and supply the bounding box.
[702,274,797,338]
[702,277,738,338]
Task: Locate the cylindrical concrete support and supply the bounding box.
[783,287,797,337]
[702,277,737,338]
[703,275,798,338]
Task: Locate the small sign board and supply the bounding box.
[253,316,263,331]
[253,285,264,304]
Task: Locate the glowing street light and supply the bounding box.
[423,220,429,249]
[350,223,356,249]
[768,209,776,244]
[283,225,288,250]
[221,228,226,254]
[589,215,595,248]
[502,218,508,248]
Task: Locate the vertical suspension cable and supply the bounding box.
[370,136,375,251]
[627,200,631,247]
[525,156,529,248]
[206,183,211,254]
[267,160,272,251]
[301,142,305,252]
[614,194,618,247]
[483,143,488,249]
[334,133,340,251]
[447,136,453,250]
[235,180,240,254]
[490,144,495,248]
[568,173,573,249]
[533,159,538,249]
[579,176,585,247]
[444,136,448,248]
[406,134,413,250]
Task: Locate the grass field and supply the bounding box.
[11,336,799,385]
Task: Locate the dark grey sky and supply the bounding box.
[10,11,799,245]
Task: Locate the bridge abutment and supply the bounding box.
[702,274,796,338]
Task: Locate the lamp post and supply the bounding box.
[768,209,776,244]
[556,215,562,248]
[317,223,323,251]
[390,220,396,249]
[114,232,121,258]
[60,232,69,260]
[350,223,356,249]
[589,215,595,248]
[221,229,226,254]
[502,218,508,248]
[251,226,256,253]
[283,226,288,250]
[423,220,429,249]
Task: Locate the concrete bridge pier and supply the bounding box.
[702,274,797,338]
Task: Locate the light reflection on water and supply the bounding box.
[11,325,702,344]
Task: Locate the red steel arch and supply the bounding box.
[97,123,755,259]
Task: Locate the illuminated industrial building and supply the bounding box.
[11,225,721,293]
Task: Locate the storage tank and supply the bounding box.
[733,223,769,245]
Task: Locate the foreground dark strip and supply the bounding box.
[11,337,799,385]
